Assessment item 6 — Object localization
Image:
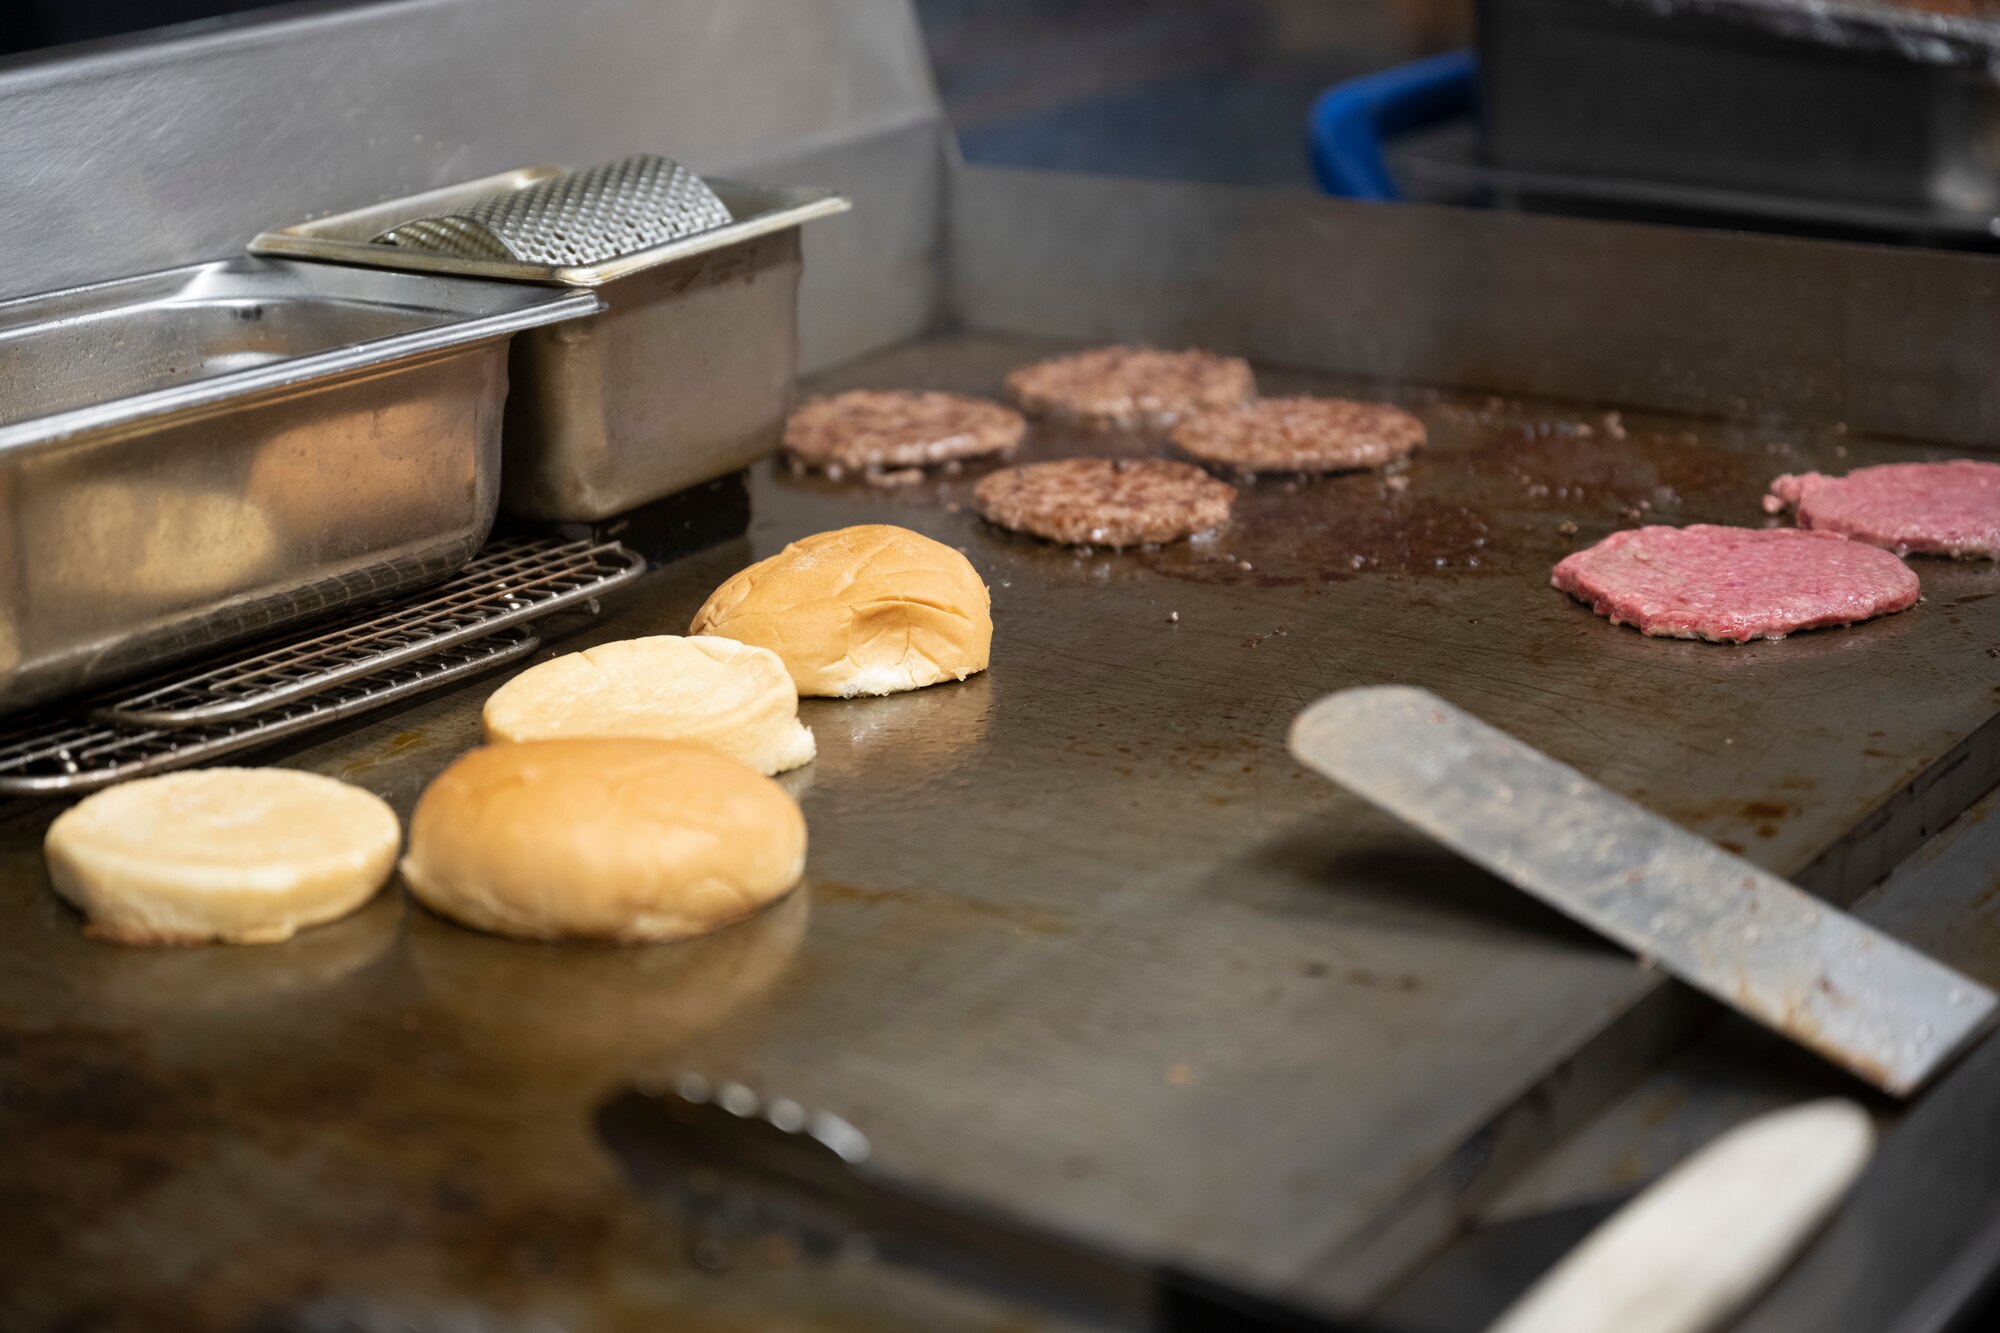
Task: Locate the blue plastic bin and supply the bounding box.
[1308,50,1477,202]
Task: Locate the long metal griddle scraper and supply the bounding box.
[1288,686,1996,1097]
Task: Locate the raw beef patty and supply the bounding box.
[974,458,1236,547]
[1005,347,1254,433]
[1765,460,2000,558]
[1171,397,1424,474]
[784,390,1024,473]
[1552,525,1920,642]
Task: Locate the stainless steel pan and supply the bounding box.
[0,255,599,713]
[253,172,850,522]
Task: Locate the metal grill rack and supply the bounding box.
[0,536,646,797]
[0,631,541,798]
[100,535,646,726]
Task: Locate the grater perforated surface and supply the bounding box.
[374,155,733,266]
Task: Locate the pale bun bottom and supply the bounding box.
[44,768,400,946]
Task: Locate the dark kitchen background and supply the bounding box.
[0,0,1465,190]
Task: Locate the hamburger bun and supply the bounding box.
[44,768,400,946]
[689,524,991,697]
[482,635,814,774]
[400,739,806,943]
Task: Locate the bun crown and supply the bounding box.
[400,739,806,943]
[690,524,991,697]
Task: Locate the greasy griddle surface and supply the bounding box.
[5,332,2000,1327]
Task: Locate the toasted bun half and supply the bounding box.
[482,635,814,774]
[689,524,992,698]
[44,768,400,946]
[399,739,806,943]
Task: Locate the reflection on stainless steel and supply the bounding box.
[0,257,600,713]
[800,673,995,786]
[255,175,852,522]
[70,892,405,1015]
[405,887,810,1074]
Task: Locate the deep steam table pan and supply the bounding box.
[1480,0,2000,220]
[252,169,852,523]
[0,255,600,715]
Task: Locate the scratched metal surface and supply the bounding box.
[6,331,2000,1329]
[1289,686,1994,1096]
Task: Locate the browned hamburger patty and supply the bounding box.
[973,459,1237,547]
[783,390,1025,473]
[1004,346,1255,433]
[1170,396,1425,474]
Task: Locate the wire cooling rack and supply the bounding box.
[98,536,645,726]
[0,536,645,796]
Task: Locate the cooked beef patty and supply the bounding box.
[1171,397,1424,474]
[974,458,1237,547]
[1005,347,1254,433]
[1552,525,1920,642]
[784,390,1024,473]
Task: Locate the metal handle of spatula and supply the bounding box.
[1484,1099,1875,1333]
[1288,686,1997,1097]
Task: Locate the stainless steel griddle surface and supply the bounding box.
[6,333,2000,1329]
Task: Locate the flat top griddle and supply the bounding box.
[5,332,2000,1329]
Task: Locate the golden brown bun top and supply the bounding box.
[688,524,992,698]
[400,739,806,943]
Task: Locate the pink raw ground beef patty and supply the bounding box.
[1765,460,2000,558]
[1552,525,1920,643]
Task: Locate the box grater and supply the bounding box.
[374,154,734,266]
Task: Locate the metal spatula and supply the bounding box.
[1287,686,1995,1096]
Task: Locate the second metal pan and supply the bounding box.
[253,171,852,522]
